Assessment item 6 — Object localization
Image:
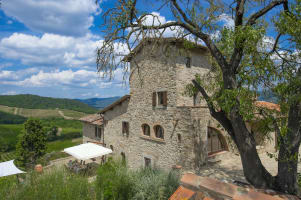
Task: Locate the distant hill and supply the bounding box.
[0,94,97,114]
[257,90,278,103]
[0,111,27,124]
[76,97,121,109]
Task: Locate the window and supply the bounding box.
[95,126,102,139]
[144,157,151,168]
[177,134,182,143]
[142,124,150,136]
[152,91,167,107]
[185,57,191,68]
[154,125,164,139]
[110,145,114,151]
[122,121,129,136]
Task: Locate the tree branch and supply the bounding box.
[246,0,288,26]
[192,80,235,139]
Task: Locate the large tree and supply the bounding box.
[96,0,301,195]
[16,119,47,168]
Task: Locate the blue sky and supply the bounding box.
[0,0,132,99]
[0,0,282,99]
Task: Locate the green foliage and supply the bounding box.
[0,111,27,124]
[0,168,94,200]
[0,94,97,114]
[96,158,180,200]
[0,124,23,152]
[15,119,47,168]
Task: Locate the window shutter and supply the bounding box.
[122,122,125,134]
[152,92,157,106]
[127,123,129,134]
[163,91,167,106]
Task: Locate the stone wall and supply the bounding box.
[83,41,221,171]
[82,123,102,143]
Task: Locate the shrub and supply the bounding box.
[95,158,180,200]
[0,168,94,200]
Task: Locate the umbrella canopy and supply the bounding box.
[0,160,25,177]
[64,143,112,160]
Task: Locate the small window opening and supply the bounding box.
[122,121,129,136]
[95,126,102,139]
[142,124,150,136]
[177,134,182,143]
[185,57,191,68]
[110,145,114,151]
[153,91,167,107]
[144,157,151,168]
[154,125,164,139]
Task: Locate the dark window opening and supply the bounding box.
[154,125,164,139]
[95,126,102,139]
[177,134,182,143]
[207,127,226,155]
[142,124,150,136]
[185,57,191,68]
[144,157,151,168]
[152,91,167,107]
[122,121,129,136]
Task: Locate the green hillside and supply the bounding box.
[0,111,27,124]
[0,94,97,114]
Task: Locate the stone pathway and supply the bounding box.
[196,152,301,184]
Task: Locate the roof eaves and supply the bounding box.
[98,95,130,114]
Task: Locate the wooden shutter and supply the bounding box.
[122,122,125,134]
[126,122,129,134]
[152,92,157,106]
[163,91,167,106]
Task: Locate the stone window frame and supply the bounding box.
[141,123,151,136]
[154,125,164,139]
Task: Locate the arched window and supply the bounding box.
[142,124,150,136]
[154,125,164,139]
[110,145,114,151]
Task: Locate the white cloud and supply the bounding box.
[218,14,235,29]
[0,68,125,91]
[0,33,103,69]
[2,0,101,36]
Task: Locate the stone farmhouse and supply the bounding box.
[79,38,277,172]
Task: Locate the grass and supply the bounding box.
[0,124,23,152]
[0,118,82,153]
[61,109,87,119]
[47,138,82,153]
[0,160,180,200]
[0,106,88,119]
[0,168,94,200]
[0,151,16,162]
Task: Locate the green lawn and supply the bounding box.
[47,138,82,152]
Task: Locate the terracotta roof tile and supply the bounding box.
[91,118,103,126]
[168,186,196,200]
[79,114,102,123]
[255,101,280,112]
